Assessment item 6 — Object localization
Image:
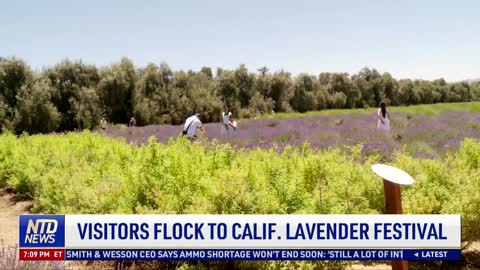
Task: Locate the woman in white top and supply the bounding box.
[377,102,391,131]
[227,115,237,136]
[221,105,232,136]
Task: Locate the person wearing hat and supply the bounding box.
[183,113,204,141]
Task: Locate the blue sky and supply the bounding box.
[1,0,479,81]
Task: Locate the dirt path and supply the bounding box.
[0,189,32,248]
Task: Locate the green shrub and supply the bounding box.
[0,132,478,247]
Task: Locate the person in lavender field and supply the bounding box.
[129,116,136,127]
[100,116,108,130]
[183,113,204,141]
[221,105,232,136]
[377,102,391,131]
[227,114,237,136]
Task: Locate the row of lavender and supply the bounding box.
[104,111,480,159]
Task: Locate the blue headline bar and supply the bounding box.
[64,249,461,261]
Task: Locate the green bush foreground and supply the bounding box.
[0,132,479,269]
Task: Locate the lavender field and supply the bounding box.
[104,110,480,159]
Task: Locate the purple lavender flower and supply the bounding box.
[104,111,480,158]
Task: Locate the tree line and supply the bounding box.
[1,56,479,134]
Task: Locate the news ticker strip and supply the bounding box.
[19,249,461,261]
[18,214,461,261]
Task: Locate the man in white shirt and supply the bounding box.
[183,113,204,141]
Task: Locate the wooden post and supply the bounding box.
[383,179,408,270]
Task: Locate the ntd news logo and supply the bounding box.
[19,215,65,248]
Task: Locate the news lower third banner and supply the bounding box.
[18,214,461,261]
